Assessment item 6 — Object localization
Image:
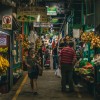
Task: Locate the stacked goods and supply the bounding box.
[22,36,30,49]
[91,36,100,48]
[81,32,94,42]
[0,55,10,74]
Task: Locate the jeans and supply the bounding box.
[53,55,58,69]
[73,71,81,85]
[61,63,74,91]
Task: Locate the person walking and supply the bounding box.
[60,41,77,93]
[52,45,58,69]
[25,48,39,95]
[38,45,43,74]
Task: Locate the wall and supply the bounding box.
[95,0,100,26]
[0,5,12,20]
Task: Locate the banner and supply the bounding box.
[17,7,48,22]
[47,6,57,15]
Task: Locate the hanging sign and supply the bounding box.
[47,6,57,15]
[17,7,47,22]
[2,15,12,30]
[17,7,46,15]
[17,14,37,22]
[34,22,51,27]
[73,29,80,38]
[0,35,7,46]
[40,16,49,23]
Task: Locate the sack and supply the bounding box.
[55,68,61,78]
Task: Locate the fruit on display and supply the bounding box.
[0,47,8,53]
[85,76,94,82]
[79,67,93,75]
[91,35,100,48]
[81,32,94,42]
[22,36,30,49]
[0,55,10,74]
[83,63,94,69]
[81,32,100,48]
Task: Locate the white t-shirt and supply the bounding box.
[28,31,38,48]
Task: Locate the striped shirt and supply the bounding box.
[60,46,76,64]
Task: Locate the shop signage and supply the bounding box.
[46,2,65,15]
[73,29,80,38]
[34,22,52,27]
[47,6,57,15]
[17,14,49,22]
[17,7,48,22]
[2,15,12,30]
[17,14,37,22]
[50,18,58,23]
[0,35,7,46]
[17,7,46,15]
[40,16,50,23]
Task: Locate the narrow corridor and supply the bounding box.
[14,70,93,100]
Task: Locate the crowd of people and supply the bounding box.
[23,35,83,95]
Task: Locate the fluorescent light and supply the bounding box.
[37,15,40,22]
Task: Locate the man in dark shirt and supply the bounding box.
[52,45,58,69]
[60,41,77,93]
[38,45,43,74]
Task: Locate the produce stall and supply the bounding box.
[74,31,100,98]
[0,33,10,94]
[12,33,23,85]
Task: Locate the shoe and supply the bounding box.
[33,92,38,95]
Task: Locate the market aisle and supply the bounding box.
[15,70,93,100]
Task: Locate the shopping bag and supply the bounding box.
[55,68,61,78]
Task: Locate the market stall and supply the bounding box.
[0,33,10,94]
[74,31,100,98]
[12,33,23,85]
